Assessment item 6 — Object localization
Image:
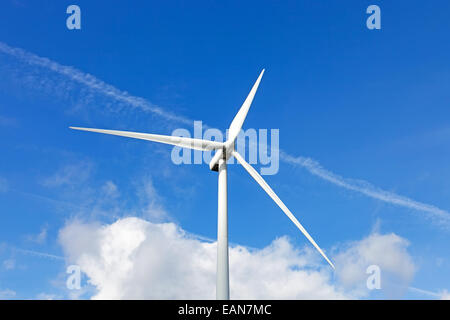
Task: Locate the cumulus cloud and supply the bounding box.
[58,217,416,299]
[59,218,346,299]
[333,232,416,298]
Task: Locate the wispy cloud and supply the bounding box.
[25,225,48,245]
[137,177,170,222]
[41,161,93,188]
[408,286,450,300]
[280,152,450,227]
[2,41,449,227]
[14,248,65,261]
[0,41,192,125]
[15,190,86,212]
[3,258,16,270]
[36,292,61,300]
[0,289,16,299]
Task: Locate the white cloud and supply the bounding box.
[3,259,15,270]
[229,239,346,299]
[59,217,347,299]
[0,41,192,125]
[408,286,450,299]
[58,217,416,299]
[26,225,48,244]
[36,292,60,300]
[440,290,450,300]
[15,248,64,261]
[333,232,416,298]
[2,41,434,299]
[0,289,16,299]
[281,152,450,228]
[138,178,169,221]
[42,161,92,188]
[101,181,119,199]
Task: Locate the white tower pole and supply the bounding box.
[216,157,229,300]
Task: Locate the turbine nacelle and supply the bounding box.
[209,148,224,172]
[209,140,235,172]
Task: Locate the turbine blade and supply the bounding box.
[232,151,335,269]
[70,127,224,151]
[227,69,265,143]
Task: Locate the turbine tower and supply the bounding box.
[70,69,334,300]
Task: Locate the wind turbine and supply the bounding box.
[70,69,334,300]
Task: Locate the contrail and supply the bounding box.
[2,41,449,226]
[280,151,450,226]
[408,286,447,299]
[14,248,65,261]
[0,41,192,125]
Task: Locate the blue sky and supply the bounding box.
[0,1,449,299]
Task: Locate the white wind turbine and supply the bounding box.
[70,69,334,300]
